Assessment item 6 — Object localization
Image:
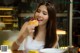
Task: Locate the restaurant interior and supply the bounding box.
[0,0,80,53]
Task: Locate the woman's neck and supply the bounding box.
[35,25,46,41]
[38,25,46,32]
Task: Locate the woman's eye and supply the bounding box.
[43,13,47,15]
[43,12,47,15]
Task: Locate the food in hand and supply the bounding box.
[28,20,38,26]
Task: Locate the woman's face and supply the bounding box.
[34,5,49,26]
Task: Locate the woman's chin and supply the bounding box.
[38,23,43,26]
[38,23,46,26]
[38,24,42,26]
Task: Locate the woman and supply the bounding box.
[11,1,58,52]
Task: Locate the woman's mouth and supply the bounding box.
[37,19,43,22]
[37,17,43,22]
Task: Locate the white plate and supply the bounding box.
[40,48,65,53]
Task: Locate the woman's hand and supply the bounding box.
[27,20,38,34]
[18,21,37,38]
[27,24,36,34]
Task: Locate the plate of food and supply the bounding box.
[40,48,65,53]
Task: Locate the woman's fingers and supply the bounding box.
[21,21,37,35]
[31,30,35,32]
[27,25,36,34]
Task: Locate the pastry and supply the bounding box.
[28,20,38,26]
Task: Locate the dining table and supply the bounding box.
[0,47,79,53]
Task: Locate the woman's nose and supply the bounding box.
[38,12,42,17]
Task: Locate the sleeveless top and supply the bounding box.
[18,36,44,52]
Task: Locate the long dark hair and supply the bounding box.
[33,1,57,48]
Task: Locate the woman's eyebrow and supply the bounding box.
[37,8,48,13]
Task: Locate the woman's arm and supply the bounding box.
[11,21,37,50]
[11,22,29,50]
[11,35,26,50]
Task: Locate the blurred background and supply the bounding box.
[0,0,80,52]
